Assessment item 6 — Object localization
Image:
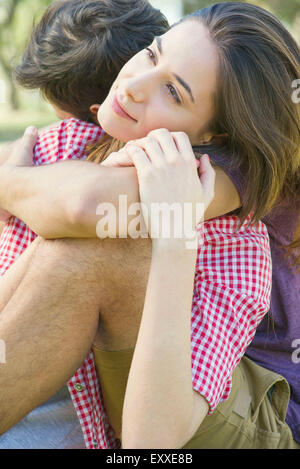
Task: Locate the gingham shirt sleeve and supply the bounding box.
[190,214,272,413]
[68,213,272,449]
[0,118,104,275]
[34,118,104,165]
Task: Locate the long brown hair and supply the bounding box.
[88,2,300,262]
[183,2,300,263]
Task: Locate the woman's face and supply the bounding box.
[97,20,219,145]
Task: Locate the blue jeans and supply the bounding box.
[0,386,85,449]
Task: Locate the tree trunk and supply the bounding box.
[0,57,19,110]
[9,81,18,110]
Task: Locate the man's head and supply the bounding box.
[14,0,169,123]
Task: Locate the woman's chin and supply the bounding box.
[98,121,136,142]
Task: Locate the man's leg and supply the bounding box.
[84,236,152,351]
[0,236,151,434]
[0,237,100,433]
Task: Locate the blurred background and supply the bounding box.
[0,0,299,146]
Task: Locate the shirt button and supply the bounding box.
[74,383,85,392]
[92,439,98,448]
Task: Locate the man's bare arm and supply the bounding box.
[0,160,240,239]
[0,141,21,166]
[0,130,241,239]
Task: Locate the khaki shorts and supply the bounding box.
[182,356,299,449]
[93,347,299,449]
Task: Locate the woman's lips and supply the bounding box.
[112,95,136,122]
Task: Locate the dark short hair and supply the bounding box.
[14,0,169,122]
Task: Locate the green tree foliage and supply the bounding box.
[182,0,300,22]
[182,0,300,44]
[0,0,52,109]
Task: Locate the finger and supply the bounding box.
[101,149,133,167]
[9,126,38,167]
[199,155,216,202]
[171,132,195,164]
[23,126,38,150]
[126,137,164,167]
[146,129,179,163]
[125,145,152,174]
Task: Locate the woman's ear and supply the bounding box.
[200,133,214,145]
[200,132,228,145]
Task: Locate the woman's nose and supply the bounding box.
[122,72,154,103]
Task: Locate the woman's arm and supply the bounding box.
[0,130,240,239]
[120,141,214,449]
[122,242,209,448]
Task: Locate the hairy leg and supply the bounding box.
[0,236,151,434]
[87,237,152,351]
[0,237,100,433]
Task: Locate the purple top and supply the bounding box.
[209,152,300,443]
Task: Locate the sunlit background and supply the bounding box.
[0,0,299,145]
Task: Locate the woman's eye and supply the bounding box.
[145,47,181,105]
[166,84,181,105]
[146,47,156,63]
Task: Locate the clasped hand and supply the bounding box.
[102,129,216,244]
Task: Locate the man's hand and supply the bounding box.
[4,126,38,167]
[0,127,38,222]
[0,208,11,223]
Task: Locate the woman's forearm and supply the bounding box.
[121,242,206,449]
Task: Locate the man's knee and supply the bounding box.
[32,237,97,271]
[32,236,152,281]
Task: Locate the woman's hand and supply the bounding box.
[100,146,133,167]
[102,128,203,170]
[122,129,215,246]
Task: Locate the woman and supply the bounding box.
[97,2,300,447]
[0,2,299,448]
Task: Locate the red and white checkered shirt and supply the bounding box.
[0,123,272,448]
[66,215,271,449]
